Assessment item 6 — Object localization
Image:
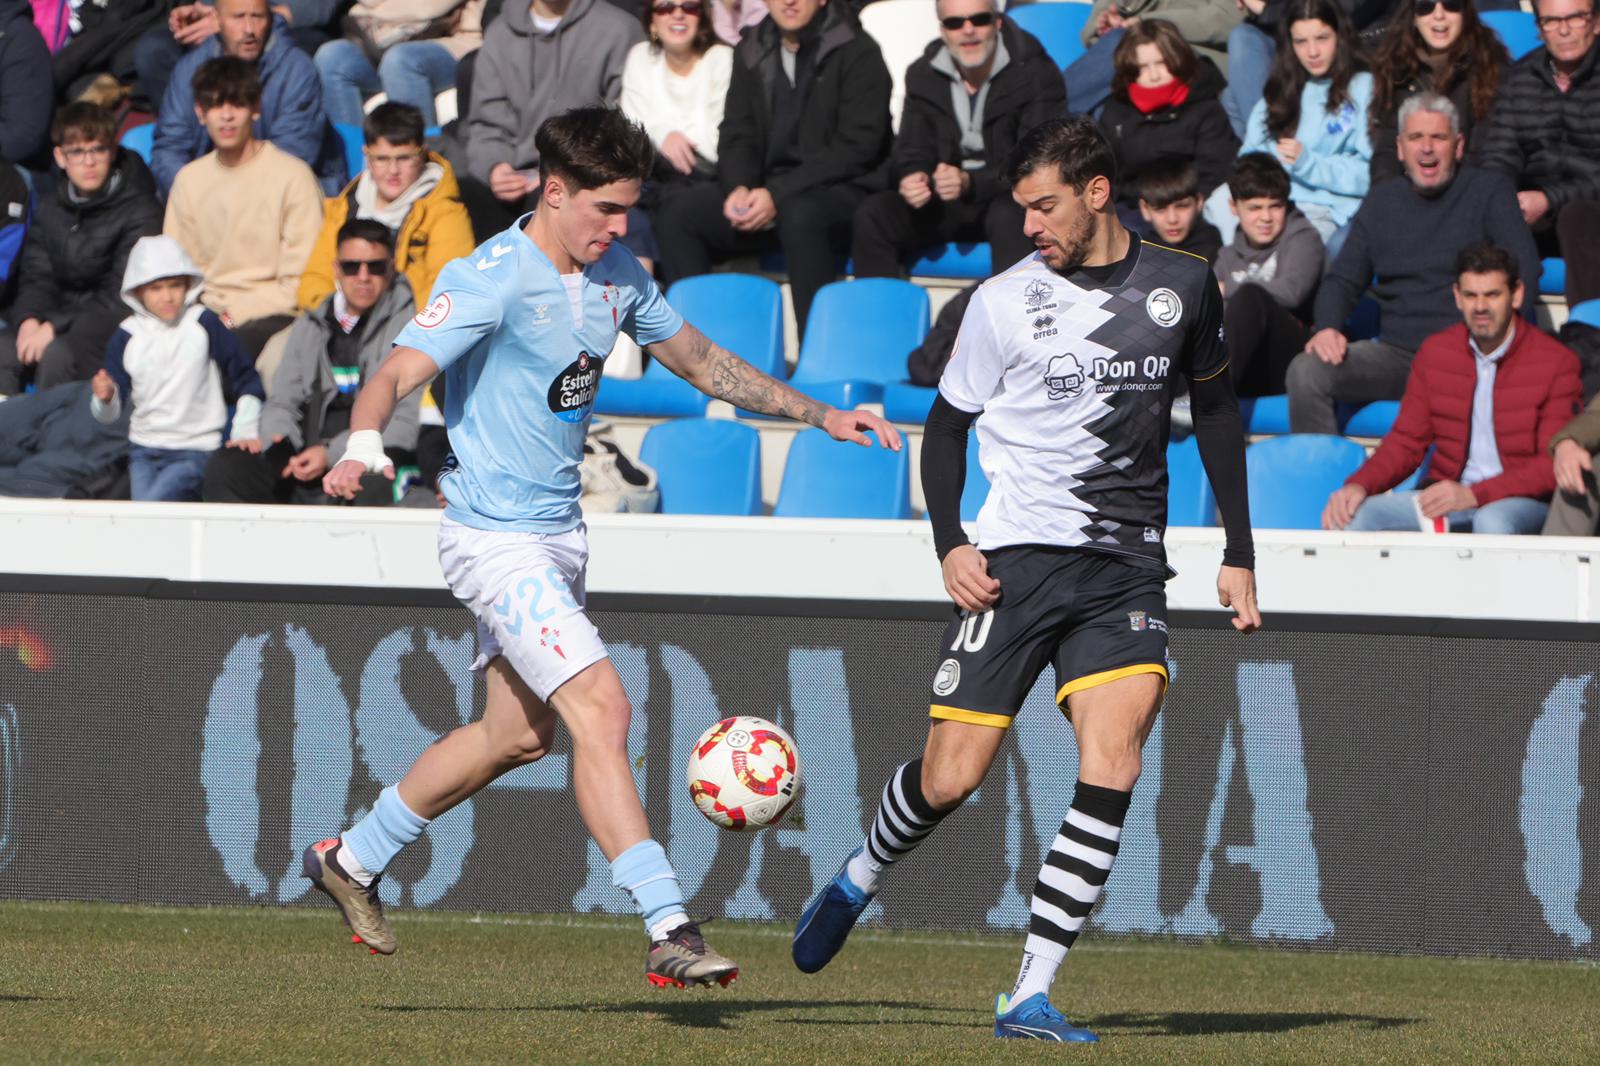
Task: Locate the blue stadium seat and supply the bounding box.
[960,427,989,522]
[1245,434,1368,530]
[768,278,928,412]
[640,418,762,515]
[1342,400,1400,438]
[1239,394,1290,435]
[882,382,937,424]
[774,429,911,518]
[1008,3,1092,68]
[1482,10,1542,59]
[907,242,991,279]
[119,123,154,163]
[1570,299,1600,329]
[334,122,366,182]
[1167,435,1216,527]
[598,274,783,416]
[1541,257,1566,297]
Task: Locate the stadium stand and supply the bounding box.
[119,122,154,163]
[1245,434,1368,529]
[1006,2,1092,69]
[774,428,912,519]
[960,428,989,522]
[640,417,763,515]
[1570,299,1600,330]
[882,382,938,425]
[1480,9,1542,60]
[1167,435,1217,527]
[857,0,937,135]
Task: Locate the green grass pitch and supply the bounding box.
[1,901,1596,1065]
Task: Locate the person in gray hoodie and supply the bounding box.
[1213,151,1325,396]
[202,219,421,505]
[462,0,644,237]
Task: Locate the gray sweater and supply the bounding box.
[1214,207,1324,314]
[466,0,645,183]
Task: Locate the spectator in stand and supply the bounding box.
[463,0,643,240]
[136,1,342,110]
[620,0,733,211]
[709,0,765,44]
[90,235,265,502]
[315,1,485,130]
[296,103,473,312]
[1368,0,1508,186]
[1476,0,1600,308]
[850,0,1064,279]
[152,0,347,198]
[1289,92,1538,433]
[1202,0,1372,251]
[1214,152,1324,395]
[204,219,419,506]
[1322,243,1580,534]
[0,104,163,399]
[656,0,891,335]
[1100,19,1237,229]
[1066,0,1241,117]
[1137,158,1222,260]
[1542,394,1600,534]
[0,0,50,170]
[165,57,325,362]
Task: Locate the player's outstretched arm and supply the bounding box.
[1189,369,1261,633]
[648,322,903,449]
[323,345,441,500]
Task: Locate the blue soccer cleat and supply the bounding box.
[792,848,874,973]
[993,992,1099,1043]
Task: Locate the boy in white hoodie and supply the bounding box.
[90,235,265,501]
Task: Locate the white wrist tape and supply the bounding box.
[340,429,391,473]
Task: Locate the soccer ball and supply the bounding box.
[686,716,802,830]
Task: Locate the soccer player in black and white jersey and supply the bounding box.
[792,116,1261,1042]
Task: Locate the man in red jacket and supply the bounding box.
[1322,242,1583,534]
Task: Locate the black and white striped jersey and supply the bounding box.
[938,234,1226,570]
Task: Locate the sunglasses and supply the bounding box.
[1412,0,1464,14]
[652,1,702,15]
[940,11,996,29]
[338,258,391,277]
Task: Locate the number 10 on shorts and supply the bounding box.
[951,610,994,653]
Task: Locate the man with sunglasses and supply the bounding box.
[851,0,1065,281]
[202,218,422,505]
[1478,0,1600,307]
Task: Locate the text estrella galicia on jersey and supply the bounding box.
[1044,353,1085,400]
[548,349,604,422]
[1146,287,1183,327]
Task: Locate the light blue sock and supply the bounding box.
[342,785,429,879]
[611,839,688,940]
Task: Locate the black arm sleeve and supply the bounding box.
[922,393,980,561]
[1190,370,1256,570]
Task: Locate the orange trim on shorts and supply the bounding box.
[1055,663,1169,705]
[929,704,1014,730]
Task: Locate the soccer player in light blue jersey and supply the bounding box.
[300,106,902,989]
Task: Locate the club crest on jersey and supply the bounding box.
[548,349,604,422]
[1023,279,1056,313]
[1032,313,1057,340]
[1128,610,1147,631]
[415,293,451,329]
[933,658,961,696]
[1045,354,1086,400]
[1146,288,1183,327]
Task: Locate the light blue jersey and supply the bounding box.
[394,214,684,533]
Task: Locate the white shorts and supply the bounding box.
[437,516,607,702]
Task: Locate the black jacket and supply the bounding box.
[0,0,50,166]
[1099,57,1237,208]
[718,1,892,201]
[1369,65,1503,185]
[1477,45,1600,212]
[12,149,164,336]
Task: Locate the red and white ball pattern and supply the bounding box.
[686,716,802,830]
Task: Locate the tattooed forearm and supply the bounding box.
[707,350,829,426]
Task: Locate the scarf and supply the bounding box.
[1127,78,1190,114]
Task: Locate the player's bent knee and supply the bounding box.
[920,761,985,811]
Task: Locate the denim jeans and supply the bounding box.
[1062,29,1123,117]
[129,445,211,502]
[315,39,458,128]
[1347,490,1549,534]
[1221,23,1275,140]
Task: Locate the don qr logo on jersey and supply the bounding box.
[1146,288,1183,327]
[1045,354,1086,400]
[548,349,604,423]
[415,293,451,329]
[933,658,961,696]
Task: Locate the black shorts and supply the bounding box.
[928,546,1169,729]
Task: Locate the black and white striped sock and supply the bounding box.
[1011,781,1133,1004]
[845,759,949,895]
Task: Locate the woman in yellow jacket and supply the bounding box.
[296,103,474,312]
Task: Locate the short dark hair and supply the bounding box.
[1455,241,1519,288]
[192,56,262,111]
[51,101,117,148]
[363,101,426,147]
[1227,152,1291,203]
[535,107,654,193]
[1137,158,1199,208]
[1002,116,1117,194]
[337,218,396,254]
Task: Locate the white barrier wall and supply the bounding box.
[1,499,1596,621]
